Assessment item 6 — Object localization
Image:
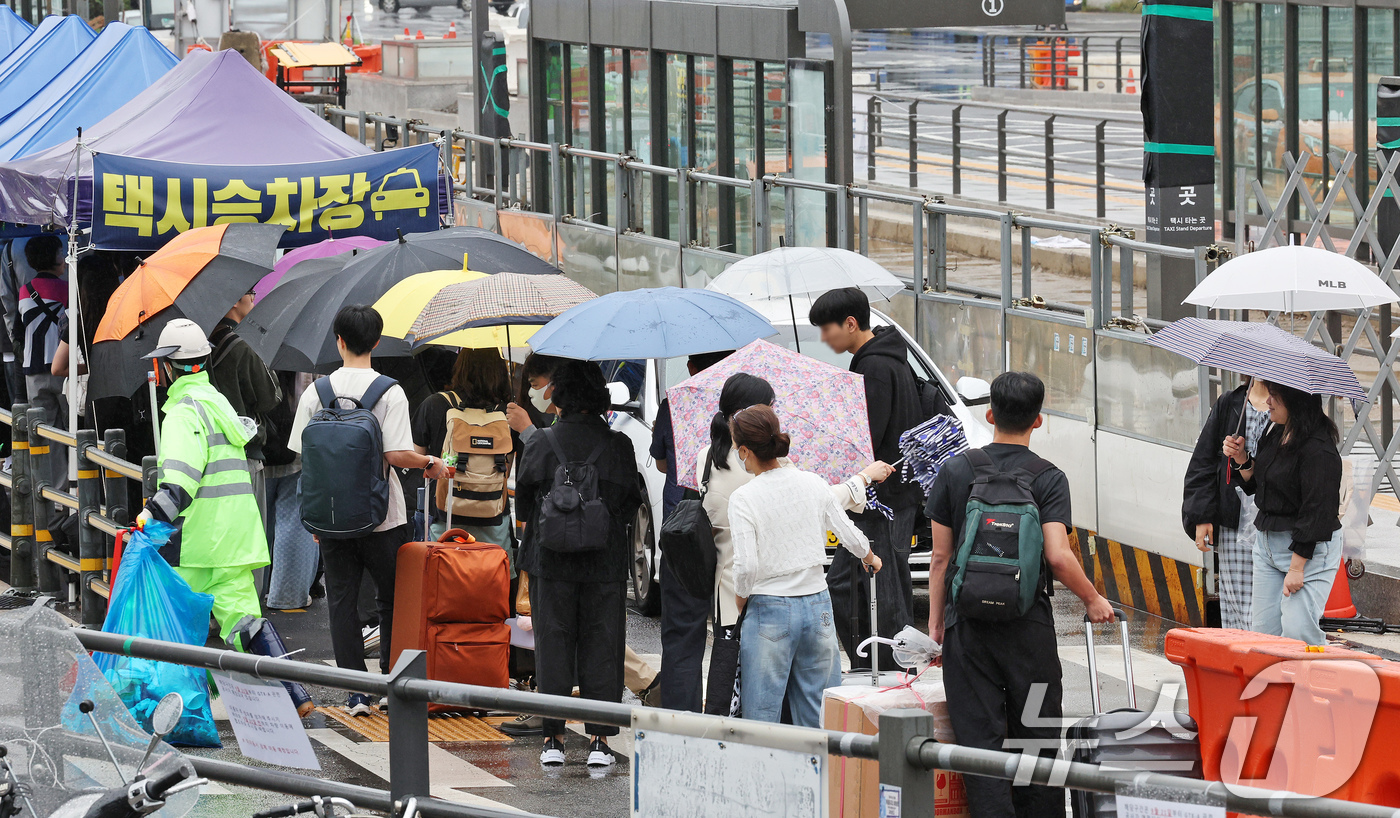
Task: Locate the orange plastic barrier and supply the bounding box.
[349,44,381,74]
[1165,628,1400,808]
[1026,39,1081,89]
[186,43,212,54]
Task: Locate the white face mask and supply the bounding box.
[528,384,551,414]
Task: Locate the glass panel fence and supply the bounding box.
[682,247,740,289]
[557,221,618,293]
[497,210,557,266]
[1006,311,1093,420]
[916,296,1002,385]
[1095,333,1200,449]
[617,233,682,290]
[454,199,498,232]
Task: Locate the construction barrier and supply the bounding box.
[1165,628,1400,808]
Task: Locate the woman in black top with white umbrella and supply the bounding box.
[1223,381,1342,645]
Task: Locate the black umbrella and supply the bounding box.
[337,226,562,280]
[237,227,559,372]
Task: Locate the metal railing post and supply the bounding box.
[1119,245,1134,318]
[951,106,963,196]
[10,403,33,592]
[1115,39,1123,93]
[676,168,691,249]
[878,709,936,813]
[495,140,508,208]
[859,195,869,256]
[27,407,59,595]
[752,176,769,254]
[1095,120,1107,218]
[1089,230,1104,329]
[866,96,877,182]
[357,111,367,148]
[996,110,1009,203]
[1020,225,1032,299]
[1099,240,1113,329]
[1044,115,1056,211]
[1081,38,1089,93]
[1050,38,1058,89]
[101,429,129,586]
[142,455,158,503]
[835,185,851,250]
[988,37,996,87]
[932,209,948,292]
[783,184,795,248]
[999,213,1014,311]
[549,143,565,225]
[387,650,431,804]
[76,429,102,627]
[908,100,919,189]
[912,203,926,332]
[1019,36,1026,89]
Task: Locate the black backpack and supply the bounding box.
[947,448,1055,621]
[658,457,716,598]
[298,375,396,539]
[536,427,611,553]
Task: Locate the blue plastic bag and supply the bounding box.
[93,520,221,747]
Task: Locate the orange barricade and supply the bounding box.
[1165,628,1400,808]
[349,44,381,74]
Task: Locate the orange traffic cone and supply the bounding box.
[445,21,457,38]
[1324,560,1358,618]
[415,29,425,39]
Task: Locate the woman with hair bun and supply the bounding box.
[727,404,883,727]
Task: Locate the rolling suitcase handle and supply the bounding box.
[1083,606,1134,716]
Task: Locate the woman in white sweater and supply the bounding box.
[699,373,892,632]
[727,404,882,727]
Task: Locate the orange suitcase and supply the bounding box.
[390,529,511,699]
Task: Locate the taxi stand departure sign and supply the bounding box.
[88,143,444,251]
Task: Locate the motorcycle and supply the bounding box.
[0,604,202,818]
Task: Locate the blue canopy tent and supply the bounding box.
[0,23,178,161]
[0,15,96,122]
[0,7,35,58]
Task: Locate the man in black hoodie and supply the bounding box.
[810,287,924,670]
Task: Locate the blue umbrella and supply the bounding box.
[526,286,777,360]
[1147,318,1367,401]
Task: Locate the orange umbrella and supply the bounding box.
[95,223,286,343]
[88,223,285,401]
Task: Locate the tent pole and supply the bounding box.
[65,138,83,484]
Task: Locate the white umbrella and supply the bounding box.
[707,247,904,352]
[1184,245,1396,312]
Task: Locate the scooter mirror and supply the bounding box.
[151,693,184,738]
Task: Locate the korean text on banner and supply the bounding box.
[90,143,444,251]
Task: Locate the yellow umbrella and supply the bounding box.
[373,269,545,348]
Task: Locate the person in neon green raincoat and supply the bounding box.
[135,319,269,640]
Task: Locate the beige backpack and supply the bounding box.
[435,393,512,521]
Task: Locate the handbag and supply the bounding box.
[703,598,744,717]
[658,457,717,598]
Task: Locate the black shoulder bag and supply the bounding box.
[658,456,717,598]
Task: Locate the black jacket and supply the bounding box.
[1242,423,1342,559]
[1181,384,1248,539]
[515,413,644,583]
[850,326,925,510]
[208,318,281,462]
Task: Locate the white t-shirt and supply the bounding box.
[288,367,415,532]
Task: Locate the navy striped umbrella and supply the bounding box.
[1148,318,1367,401]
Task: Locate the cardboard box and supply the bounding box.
[824,680,968,818]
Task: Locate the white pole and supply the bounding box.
[65,140,83,484]
[148,370,161,453]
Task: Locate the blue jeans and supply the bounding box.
[740,589,842,728]
[1251,528,1342,646]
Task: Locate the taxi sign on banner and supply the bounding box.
[211,670,321,770]
[88,143,445,251]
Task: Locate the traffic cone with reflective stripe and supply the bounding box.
[446,21,457,38]
[415,29,425,38]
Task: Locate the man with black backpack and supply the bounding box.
[810,287,930,671]
[927,371,1112,818]
[289,305,448,716]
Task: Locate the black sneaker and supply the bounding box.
[500,713,544,736]
[540,736,565,767]
[586,737,615,768]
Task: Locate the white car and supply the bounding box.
[602,306,994,614]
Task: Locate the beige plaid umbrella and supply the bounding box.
[403,272,597,346]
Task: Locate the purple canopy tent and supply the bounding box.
[0,49,372,228]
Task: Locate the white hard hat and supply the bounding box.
[143,318,212,361]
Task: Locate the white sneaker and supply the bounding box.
[540,737,565,767]
[586,738,615,768]
[362,626,380,653]
[347,693,373,716]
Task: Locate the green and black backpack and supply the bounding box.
[947,448,1055,621]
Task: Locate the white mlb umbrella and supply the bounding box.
[1184,245,1396,312]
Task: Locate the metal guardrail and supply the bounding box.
[0,405,150,626]
[68,628,1400,818]
[976,34,1142,94]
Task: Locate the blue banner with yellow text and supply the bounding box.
[90,144,445,251]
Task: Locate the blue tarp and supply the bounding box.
[0,7,35,59]
[0,15,95,122]
[0,23,177,160]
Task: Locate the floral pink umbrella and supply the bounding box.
[667,339,874,490]
[253,235,384,302]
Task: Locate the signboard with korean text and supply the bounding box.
[90,143,444,251]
